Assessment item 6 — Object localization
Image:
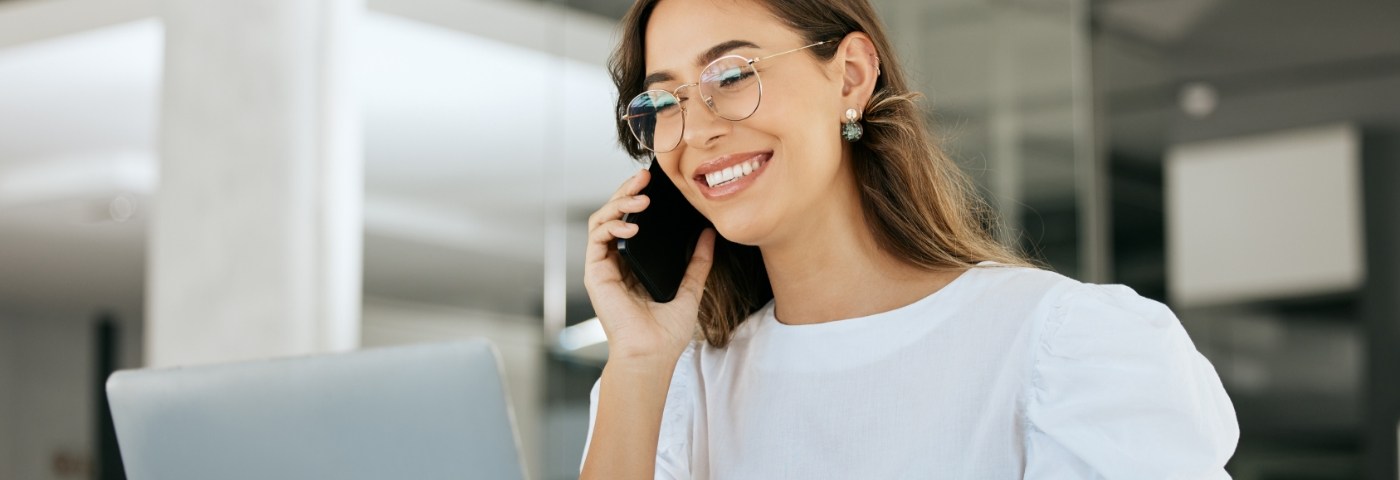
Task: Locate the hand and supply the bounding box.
[583,167,717,366]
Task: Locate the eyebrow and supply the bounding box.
[642,39,761,90]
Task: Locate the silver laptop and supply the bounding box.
[106,339,527,480]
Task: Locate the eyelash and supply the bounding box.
[649,65,766,92]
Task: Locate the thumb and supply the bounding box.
[676,228,717,302]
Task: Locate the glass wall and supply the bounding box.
[876,0,1099,279]
[1094,1,1400,477]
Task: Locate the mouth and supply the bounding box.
[692,150,773,199]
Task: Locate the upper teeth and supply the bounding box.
[705,157,766,188]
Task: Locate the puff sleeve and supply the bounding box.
[581,342,698,479]
[1024,284,1239,479]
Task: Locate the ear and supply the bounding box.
[836,32,880,115]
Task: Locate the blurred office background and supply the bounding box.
[0,0,1396,478]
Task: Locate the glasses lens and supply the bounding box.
[699,57,761,121]
[626,90,683,152]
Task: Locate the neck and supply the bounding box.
[758,168,963,326]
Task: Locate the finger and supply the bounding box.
[587,194,650,231]
[594,220,638,243]
[590,168,651,228]
[675,228,717,302]
[609,167,651,202]
[584,220,637,264]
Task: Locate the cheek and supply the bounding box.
[754,87,824,128]
[658,156,689,191]
[751,75,841,151]
[751,92,842,177]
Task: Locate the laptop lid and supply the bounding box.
[106,339,526,480]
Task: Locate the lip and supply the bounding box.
[691,150,773,200]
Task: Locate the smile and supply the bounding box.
[692,150,773,200]
[704,155,768,188]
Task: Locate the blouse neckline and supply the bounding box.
[759,260,996,335]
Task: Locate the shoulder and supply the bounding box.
[1022,279,1239,476]
[952,262,1086,318]
[1038,281,1190,361]
[961,263,1179,345]
[1029,276,1217,401]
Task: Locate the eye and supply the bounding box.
[654,95,681,113]
[717,67,753,88]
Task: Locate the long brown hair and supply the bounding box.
[610,0,1035,348]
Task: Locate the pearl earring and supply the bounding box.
[841,108,863,142]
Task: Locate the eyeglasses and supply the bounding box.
[621,40,832,153]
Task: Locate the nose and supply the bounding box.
[678,86,729,150]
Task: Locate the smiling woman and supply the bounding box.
[578,0,1238,478]
[612,0,1028,348]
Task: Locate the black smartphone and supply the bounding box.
[617,158,713,303]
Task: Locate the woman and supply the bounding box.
[580,0,1238,478]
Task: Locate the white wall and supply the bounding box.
[1166,124,1365,307]
[360,297,544,480]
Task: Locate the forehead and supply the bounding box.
[643,0,793,76]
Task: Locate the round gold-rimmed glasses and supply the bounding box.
[621,40,832,153]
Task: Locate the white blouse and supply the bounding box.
[582,263,1239,479]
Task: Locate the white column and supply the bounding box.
[989,8,1023,248]
[146,0,362,367]
[1071,0,1110,284]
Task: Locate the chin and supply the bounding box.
[709,210,775,247]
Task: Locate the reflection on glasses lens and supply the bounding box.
[700,57,761,121]
[626,91,684,152]
[624,56,762,153]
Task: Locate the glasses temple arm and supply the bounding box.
[751,39,833,65]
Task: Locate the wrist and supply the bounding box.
[603,353,679,378]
